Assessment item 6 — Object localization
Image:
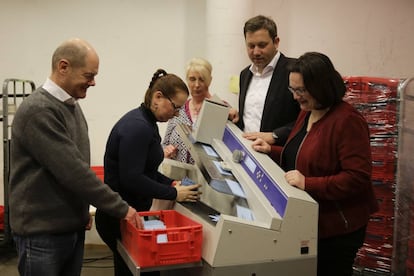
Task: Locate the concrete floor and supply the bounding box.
[0,238,389,276]
[0,244,115,276]
[0,244,389,276]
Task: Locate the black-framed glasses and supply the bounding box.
[162,93,181,112]
[288,86,307,95]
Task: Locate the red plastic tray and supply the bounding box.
[121,210,202,268]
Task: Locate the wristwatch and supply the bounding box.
[272,131,278,140]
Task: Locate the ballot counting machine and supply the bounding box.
[159,99,318,275]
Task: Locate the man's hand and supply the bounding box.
[85,214,93,230]
[124,206,143,229]
[228,108,239,123]
[243,132,275,144]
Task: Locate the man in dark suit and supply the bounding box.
[236,15,300,146]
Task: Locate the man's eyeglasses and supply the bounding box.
[162,93,181,112]
[288,86,307,95]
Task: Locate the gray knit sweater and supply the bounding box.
[9,88,129,235]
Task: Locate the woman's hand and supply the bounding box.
[228,108,239,123]
[174,181,202,202]
[163,144,177,159]
[251,138,272,154]
[284,170,305,190]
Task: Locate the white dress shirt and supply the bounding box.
[42,78,77,105]
[243,51,280,132]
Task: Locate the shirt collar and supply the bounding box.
[140,103,158,124]
[249,51,281,76]
[42,78,77,105]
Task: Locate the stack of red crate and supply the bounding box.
[343,76,400,273]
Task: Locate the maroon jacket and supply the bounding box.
[270,101,378,239]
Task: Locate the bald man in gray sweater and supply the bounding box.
[9,38,139,276]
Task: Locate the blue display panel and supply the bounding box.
[222,127,288,217]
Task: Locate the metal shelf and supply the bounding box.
[0,78,35,247]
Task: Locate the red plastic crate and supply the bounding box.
[363,233,394,258]
[370,137,397,161]
[121,210,202,268]
[375,197,395,215]
[408,240,414,259]
[355,245,392,272]
[407,260,414,276]
[372,181,395,197]
[354,102,397,125]
[371,166,396,183]
[367,213,394,235]
[343,76,400,104]
[91,166,104,181]
[368,124,397,136]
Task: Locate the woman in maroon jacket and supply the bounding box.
[252,52,378,276]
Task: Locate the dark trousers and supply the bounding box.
[317,226,366,276]
[13,230,85,276]
[95,209,159,276]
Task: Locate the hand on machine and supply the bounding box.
[164,144,178,159]
[174,176,202,203]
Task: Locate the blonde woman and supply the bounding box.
[162,57,214,164]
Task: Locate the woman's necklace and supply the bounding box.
[191,100,202,115]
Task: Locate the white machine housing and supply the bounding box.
[160,120,318,275]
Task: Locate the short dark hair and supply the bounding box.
[243,15,278,39]
[144,69,189,108]
[288,52,345,109]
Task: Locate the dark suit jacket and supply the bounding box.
[237,53,300,145]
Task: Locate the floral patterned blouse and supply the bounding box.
[162,99,195,164]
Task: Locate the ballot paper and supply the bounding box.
[202,144,219,158]
[213,160,232,176]
[236,205,254,221]
[181,176,195,186]
[225,179,246,198]
[143,220,168,243]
